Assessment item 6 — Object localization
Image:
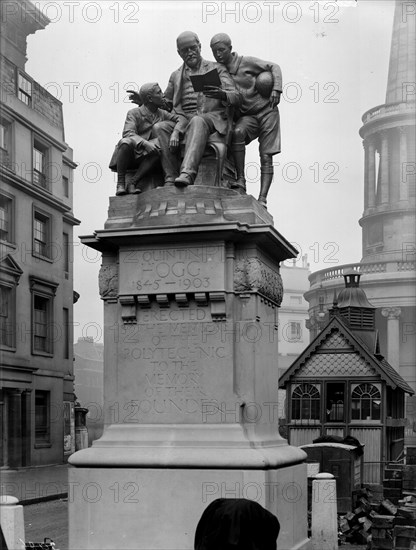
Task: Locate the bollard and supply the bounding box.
[0,495,25,549]
[311,472,338,550]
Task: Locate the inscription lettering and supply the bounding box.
[119,245,225,295]
[113,320,277,345]
[115,317,233,420]
[125,246,224,263]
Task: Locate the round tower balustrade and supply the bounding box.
[307,260,415,290]
[362,101,415,126]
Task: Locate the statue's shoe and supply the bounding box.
[174,173,193,187]
[128,183,142,194]
[230,177,246,192]
[116,184,127,196]
[258,195,267,209]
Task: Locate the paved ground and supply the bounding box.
[1,464,69,503]
[1,464,368,549]
[24,499,68,550]
[23,498,367,550]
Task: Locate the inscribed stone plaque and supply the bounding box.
[110,301,234,424]
[119,243,225,295]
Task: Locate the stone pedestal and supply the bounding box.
[70,186,309,550]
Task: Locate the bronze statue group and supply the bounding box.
[109,31,282,209]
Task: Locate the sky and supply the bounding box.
[25,0,396,343]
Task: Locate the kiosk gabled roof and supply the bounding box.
[278,316,414,395]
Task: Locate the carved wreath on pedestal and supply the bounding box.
[234,258,283,305]
[98,264,119,298]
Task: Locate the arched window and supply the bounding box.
[351,383,381,420]
[291,383,320,421]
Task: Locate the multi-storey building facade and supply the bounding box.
[0,1,79,468]
[277,258,310,425]
[278,257,311,372]
[305,0,416,447]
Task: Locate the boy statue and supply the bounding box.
[210,33,282,208]
[109,82,178,195]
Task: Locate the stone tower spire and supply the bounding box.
[385,0,416,105]
[359,0,415,265]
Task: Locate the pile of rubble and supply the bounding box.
[338,468,416,549]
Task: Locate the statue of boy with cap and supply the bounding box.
[210,33,282,208]
[109,82,178,195]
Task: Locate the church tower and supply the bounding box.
[359,0,415,264]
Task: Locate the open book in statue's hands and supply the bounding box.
[189,69,221,92]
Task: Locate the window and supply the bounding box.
[30,276,58,356]
[0,284,14,348]
[33,295,50,353]
[0,255,21,349]
[63,307,69,359]
[318,295,325,315]
[289,321,302,341]
[0,120,12,168]
[0,194,14,243]
[33,210,51,259]
[62,176,69,197]
[35,391,50,444]
[0,123,6,150]
[18,73,32,106]
[291,383,320,421]
[33,142,47,188]
[63,232,69,273]
[326,382,345,422]
[290,296,302,305]
[351,383,381,421]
